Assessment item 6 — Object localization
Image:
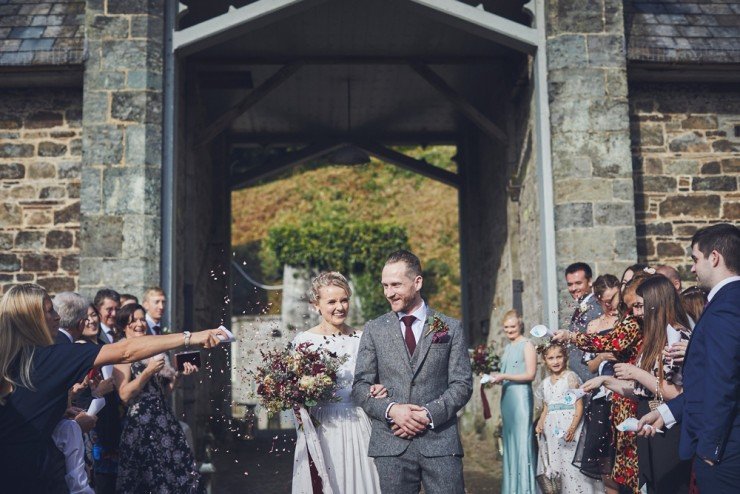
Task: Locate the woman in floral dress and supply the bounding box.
[555,273,651,494]
[113,304,203,494]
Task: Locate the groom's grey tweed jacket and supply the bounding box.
[351,308,473,457]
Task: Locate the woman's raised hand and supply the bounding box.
[180,362,198,376]
[551,330,570,343]
[613,363,637,380]
[663,340,688,364]
[581,376,606,392]
[191,328,229,348]
[145,355,165,375]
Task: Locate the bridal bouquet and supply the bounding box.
[254,341,347,416]
[470,343,501,375]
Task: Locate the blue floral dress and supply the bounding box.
[116,360,204,494]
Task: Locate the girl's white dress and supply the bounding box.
[537,370,601,494]
[291,331,381,494]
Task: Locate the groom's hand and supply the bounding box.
[388,404,430,436]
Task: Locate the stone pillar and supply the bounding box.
[79,0,164,296]
[546,0,637,320]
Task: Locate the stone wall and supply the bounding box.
[547,0,638,323]
[79,0,164,297]
[630,82,740,276]
[0,89,82,295]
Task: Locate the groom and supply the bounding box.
[352,250,472,494]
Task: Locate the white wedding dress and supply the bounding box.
[291,331,381,494]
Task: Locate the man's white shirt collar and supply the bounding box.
[397,300,427,322]
[58,328,74,343]
[708,275,740,301]
[146,313,159,331]
[100,323,114,343]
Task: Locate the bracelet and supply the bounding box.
[183,331,191,349]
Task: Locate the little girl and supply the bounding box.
[536,343,600,494]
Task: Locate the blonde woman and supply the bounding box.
[0,283,227,493]
[488,309,537,494]
[291,272,384,494]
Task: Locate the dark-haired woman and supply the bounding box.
[554,273,652,494]
[574,274,621,494]
[610,276,692,493]
[113,304,204,493]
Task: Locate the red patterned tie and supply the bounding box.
[401,315,417,356]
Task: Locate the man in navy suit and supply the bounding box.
[639,223,740,493]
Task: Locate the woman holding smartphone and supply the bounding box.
[113,303,203,494]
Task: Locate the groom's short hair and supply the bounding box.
[385,250,423,278]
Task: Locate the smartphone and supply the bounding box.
[174,350,201,371]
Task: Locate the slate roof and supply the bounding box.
[0,1,85,67]
[625,0,740,64]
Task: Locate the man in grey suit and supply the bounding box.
[565,262,603,383]
[352,250,472,494]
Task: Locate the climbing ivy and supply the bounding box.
[266,221,409,319]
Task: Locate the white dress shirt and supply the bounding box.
[397,301,428,345]
[658,276,740,428]
[385,301,434,428]
[146,313,161,335]
[52,419,94,494]
[99,323,115,343]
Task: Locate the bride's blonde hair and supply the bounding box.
[0,284,53,404]
[308,272,352,305]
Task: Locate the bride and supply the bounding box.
[291,272,383,494]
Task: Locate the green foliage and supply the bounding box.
[266,221,410,320]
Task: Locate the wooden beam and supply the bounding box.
[190,55,510,67]
[356,141,459,188]
[227,131,460,147]
[230,141,346,189]
[409,62,507,144]
[174,0,328,55]
[406,0,538,55]
[196,62,303,147]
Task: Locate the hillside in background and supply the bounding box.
[230,146,462,319]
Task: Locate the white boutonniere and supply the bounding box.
[578,302,589,313]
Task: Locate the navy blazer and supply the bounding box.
[667,279,740,462]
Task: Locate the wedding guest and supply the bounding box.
[81,304,102,344]
[0,283,226,493]
[588,275,692,493]
[620,263,649,291]
[113,304,203,493]
[142,286,166,335]
[535,343,600,494]
[680,286,707,328]
[656,264,682,293]
[91,289,123,493]
[119,294,138,307]
[50,291,96,493]
[564,262,603,383]
[292,272,383,493]
[489,309,536,494]
[622,276,692,493]
[554,273,651,494]
[575,274,620,494]
[94,289,120,345]
[639,223,740,493]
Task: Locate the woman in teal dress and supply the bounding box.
[489,309,537,494]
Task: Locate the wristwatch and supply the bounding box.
[183,331,191,349]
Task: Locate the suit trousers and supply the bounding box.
[693,440,740,494]
[374,440,464,494]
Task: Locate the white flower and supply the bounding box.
[579,302,589,313]
[644,267,656,275]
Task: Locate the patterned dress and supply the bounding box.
[573,315,642,494]
[116,360,204,494]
